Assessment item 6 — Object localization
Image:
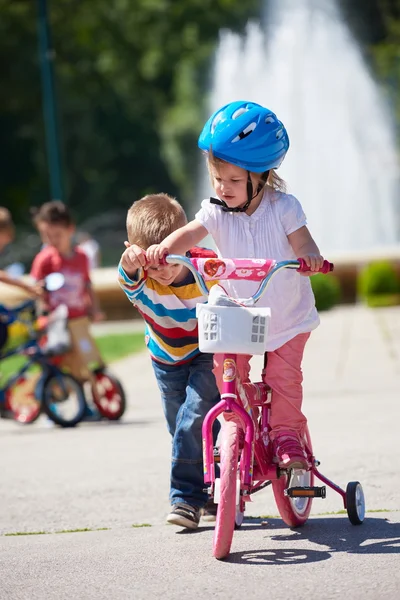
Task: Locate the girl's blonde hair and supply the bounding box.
[126,193,187,248]
[206,151,287,194]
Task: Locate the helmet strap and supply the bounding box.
[210,170,270,213]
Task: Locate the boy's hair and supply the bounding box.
[32,201,74,228]
[126,193,187,248]
[0,207,14,234]
[206,151,287,193]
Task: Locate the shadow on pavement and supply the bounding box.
[227,516,400,564]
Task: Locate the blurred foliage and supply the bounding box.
[1,0,400,268]
[0,0,259,231]
[357,260,400,305]
[338,0,400,126]
[311,274,342,312]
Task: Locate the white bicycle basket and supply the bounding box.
[196,304,271,355]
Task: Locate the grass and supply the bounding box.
[95,332,145,363]
[3,527,110,536]
[4,531,49,536]
[55,527,110,534]
[132,523,152,528]
[0,331,145,384]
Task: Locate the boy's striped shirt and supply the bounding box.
[118,251,215,365]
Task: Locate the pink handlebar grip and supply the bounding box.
[297,258,334,274]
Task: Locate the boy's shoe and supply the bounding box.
[202,500,218,522]
[166,503,201,529]
[273,432,308,470]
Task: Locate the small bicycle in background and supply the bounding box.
[46,316,127,422]
[0,274,87,427]
[164,254,365,560]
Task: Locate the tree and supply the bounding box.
[0,0,260,228]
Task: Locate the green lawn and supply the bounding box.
[0,331,145,385]
[95,332,145,363]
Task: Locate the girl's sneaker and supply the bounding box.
[273,432,308,470]
[166,503,201,529]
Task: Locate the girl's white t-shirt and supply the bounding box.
[195,189,320,351]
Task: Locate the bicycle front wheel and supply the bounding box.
[6,373,42,425]
[213,420,240,560]
[41,372,86,427]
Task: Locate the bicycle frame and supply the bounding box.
[202,354,278,490]
[164,254,348,508]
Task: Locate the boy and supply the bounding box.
[30,201,104,420]
[30,201,101,320]
[118,193,220,530]
[0,207,41,297]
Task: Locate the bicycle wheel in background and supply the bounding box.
[5,373,42,425]
[91,369,126,420]
[213,419,240,560]
[271,427,314,527]
[41,372,86,427]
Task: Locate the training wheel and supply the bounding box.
[346,481,365,525]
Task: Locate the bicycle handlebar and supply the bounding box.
[164,255,334,305]
[296,258,333,274]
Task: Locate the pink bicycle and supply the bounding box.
[165,254,365,560]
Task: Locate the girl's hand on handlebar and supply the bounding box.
[298,253,325,275]
[121,242,147,275]
[145,244,169,266]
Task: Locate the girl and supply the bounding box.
[147,100,325,470]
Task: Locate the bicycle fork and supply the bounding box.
[202,354,276,492]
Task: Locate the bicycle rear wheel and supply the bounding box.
[271,428,314,527]
[213,420,240,560]
[41,372,86,427]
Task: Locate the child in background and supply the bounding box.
[146,100,326,471]
[30,201,104,420]
[0,207,41,297]
[118,193,220,530]
[30,201,102,321]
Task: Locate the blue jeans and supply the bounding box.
[152,353,220,508]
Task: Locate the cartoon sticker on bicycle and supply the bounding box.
[222,358,236,382]
[203,259,226,279]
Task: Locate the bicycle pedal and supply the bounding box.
[285,486,326,498]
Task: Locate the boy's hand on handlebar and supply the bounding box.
[299,254,325,275]
[145,244,169,266]
[121,242,147,275]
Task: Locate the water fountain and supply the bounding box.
[200,0,400,254]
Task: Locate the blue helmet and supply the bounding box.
[198,100,289,172]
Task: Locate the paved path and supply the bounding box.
[0,305,399,599]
